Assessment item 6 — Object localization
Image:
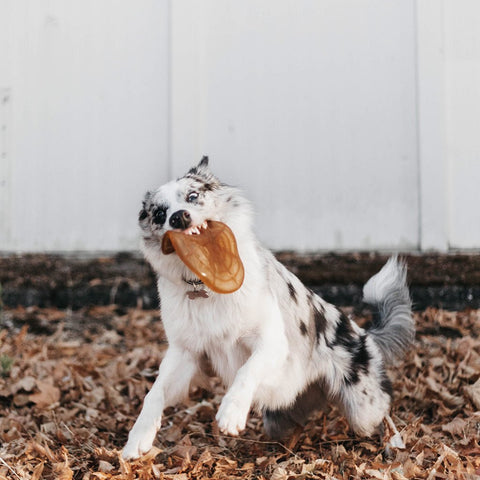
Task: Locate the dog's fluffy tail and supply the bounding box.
[363,256,414,365]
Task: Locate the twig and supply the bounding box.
[202,432,302,460]
[0,456,22,480]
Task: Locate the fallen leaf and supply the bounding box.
[12,375,36,394]
[465,378,480,410]
[442,417,468,437]
[425,377,464,407]
[31,461,44,480]
[98,460,114,473]
[52,447,73,480]
[29,379,60,408]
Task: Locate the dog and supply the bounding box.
[122,157,414,460]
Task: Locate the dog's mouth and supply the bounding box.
[160,220,245,294]
[161,220,210,254]
[178,220,209,237]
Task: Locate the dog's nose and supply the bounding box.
[169,210,191,230]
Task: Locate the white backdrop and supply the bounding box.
[0,1,479,252]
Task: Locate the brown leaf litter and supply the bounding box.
[0,305,479,479]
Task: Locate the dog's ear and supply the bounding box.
[188,156,209,176]
[143,190,153,206]
[185,156,220,187]
[139,191,153,222]
[188,156,214,176]
[198,156,209,168]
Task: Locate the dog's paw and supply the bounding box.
[122,422,158,461]
[216,395,249,436]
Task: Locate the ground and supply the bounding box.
[2,252,480,311]
[0,304,479,479]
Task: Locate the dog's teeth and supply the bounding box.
[201,221,208,230]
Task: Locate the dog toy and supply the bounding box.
[161,220,245,294]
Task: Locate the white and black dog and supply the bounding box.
[122,157,414,460]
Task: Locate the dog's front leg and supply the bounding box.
[122,346,196,460]
[216,302,287,436]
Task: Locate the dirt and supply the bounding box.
[2,252,480,312]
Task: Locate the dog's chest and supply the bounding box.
[162,292,251,350]
[162,294,255,385]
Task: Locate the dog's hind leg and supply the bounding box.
[334,365,393,439]
[263,381,328,439]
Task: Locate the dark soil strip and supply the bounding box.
[1,252,480,311]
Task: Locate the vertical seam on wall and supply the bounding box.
[166,0,173,179]
[413,0,422,251]
[414,0,448,252]
[441,1,449,250]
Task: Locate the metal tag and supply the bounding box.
[187,289,209,300]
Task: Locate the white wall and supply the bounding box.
[0,1,170,251]
[0,0,479,252]
[444,1,480,249]
[171,1,419,251]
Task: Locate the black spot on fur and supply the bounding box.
[152,207,167,226]
[138,209,148,221]
[344,364,359,386]
[306,290,327,342]
[353,335,371,374]
[344,334,371,386]
[313,305,327,341]
[327,313,371,386]
[287,282,297,303]
[331,312,356,350]
[300,321,308,336]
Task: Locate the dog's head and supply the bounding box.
[139,157,249,244]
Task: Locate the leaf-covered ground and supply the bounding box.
[0,305,479,479]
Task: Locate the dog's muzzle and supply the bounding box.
[169,210,192,230]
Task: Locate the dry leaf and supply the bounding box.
[31,462,44,480]
[52,447,73,480]
[270,466,288,480]
[2,304,480,478]
[425,377,464,407]
[98,460,114,473]
[442,417,468,437]
[464,378,480,410]
[12,375,36,394]
[29,378,60,408]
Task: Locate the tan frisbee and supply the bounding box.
[161,220,245,294]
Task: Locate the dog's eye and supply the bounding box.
[153,208,167,225]
[186,191,199,203]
